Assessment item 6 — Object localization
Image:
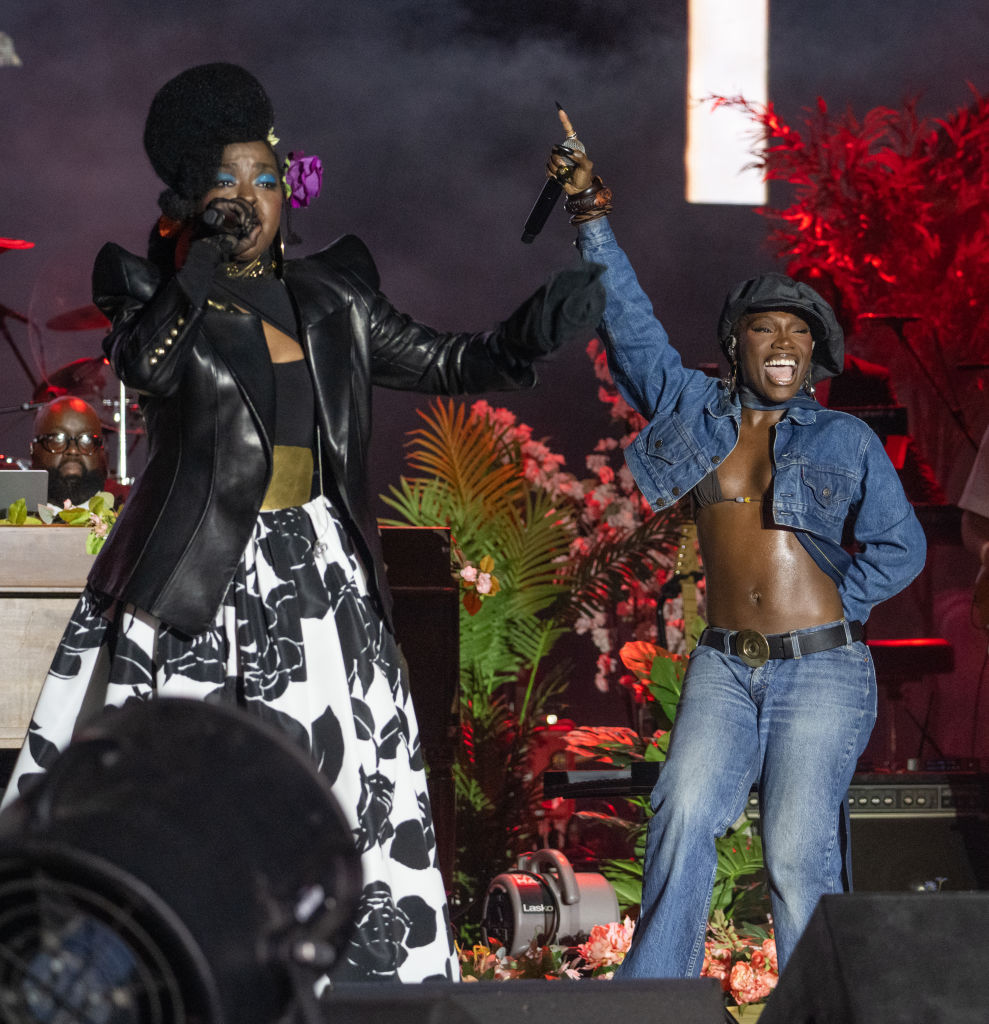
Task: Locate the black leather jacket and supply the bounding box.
[88,234,558,635]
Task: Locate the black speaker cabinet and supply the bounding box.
[760,892,989,1024]
[322,978,726,1024]
[852,814,989,892]
[380,526,460,890]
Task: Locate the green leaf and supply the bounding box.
[87,493,111,516]
[6,498,27,525]
[642,734,669,760]
[646,654,686,727]
[58,507,92,526]
[710,824,766,916]
[600,859,644,913]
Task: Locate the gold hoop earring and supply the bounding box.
[272,228,286,278]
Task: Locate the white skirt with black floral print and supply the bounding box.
[3,495,458,984]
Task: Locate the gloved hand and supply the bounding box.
[503,262,606,359]
[543,262,606,349]
[175,197,261,305]
[195,197,260,258]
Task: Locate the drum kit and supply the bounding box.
[0,289,144,485]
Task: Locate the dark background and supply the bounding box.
[2,0,988,738]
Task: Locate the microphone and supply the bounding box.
[201,200,257,239]
[521,104,585,244]
[200,207,228,231]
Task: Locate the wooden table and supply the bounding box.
[0,525,92,750]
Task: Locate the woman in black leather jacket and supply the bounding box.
[3,63,604,982]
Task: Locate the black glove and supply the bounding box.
[504,262,605,359]
[174,198,260,306]
[195,197,259,257]
[542,262,606,350]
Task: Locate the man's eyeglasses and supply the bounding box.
[33,431,104,454]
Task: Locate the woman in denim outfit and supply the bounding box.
[548,138,926,976]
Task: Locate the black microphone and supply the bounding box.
[201,200,257,239]
[200,206,228,231]
[521,105,585,244]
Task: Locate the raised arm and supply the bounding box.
[548,134,708,420]
[363,263,605,395]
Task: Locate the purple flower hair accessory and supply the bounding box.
[283,151,323,208]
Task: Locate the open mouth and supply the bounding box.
[764,357,797,387]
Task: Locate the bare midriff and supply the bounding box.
[697,407,844,634]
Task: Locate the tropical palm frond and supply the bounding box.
[563,509,685,617]
[711,825,766,916]
[453,763,496,814]
[516,649,571,730]
[458,589,520,660]
[498,492,575,612]
[379,475,455,528]
[403,399,524,515]
[463,690,517,741]
[460,664,518,706]
[500,616,568,672]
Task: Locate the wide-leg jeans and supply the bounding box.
[616,624,876,978]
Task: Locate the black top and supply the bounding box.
[215,271,314,447]
[272,358,315,447]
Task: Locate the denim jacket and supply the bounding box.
[577,218,926,624]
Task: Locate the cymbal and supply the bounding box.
[29,360,145,437]
[0,237,34,252]
[46,304,110,332]
[32,356,109,403]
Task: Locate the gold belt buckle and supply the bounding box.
[736,629,770,668]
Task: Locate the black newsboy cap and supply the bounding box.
[718,272,844,381]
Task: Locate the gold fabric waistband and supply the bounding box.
[261,445,314,510]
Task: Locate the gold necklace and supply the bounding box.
[224,253,274,279]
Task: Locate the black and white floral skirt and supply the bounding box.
[3,495,458,983]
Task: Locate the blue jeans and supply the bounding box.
[615,623,876,978]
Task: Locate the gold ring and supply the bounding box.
[736,629,770,668]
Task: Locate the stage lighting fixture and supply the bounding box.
[0,698,361,1024]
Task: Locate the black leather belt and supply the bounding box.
[698,620,864,668]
